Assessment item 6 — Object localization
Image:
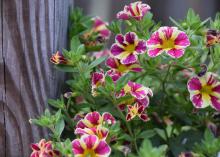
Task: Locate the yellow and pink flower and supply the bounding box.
[75,112,115,139]
[92,17,111,39]
[50,51,68,65]
[206,29,220,47]
[106,57,142,74]
[187,72,220,111]
[110,32,147,64]
[117,81,153,110]
[117,1,151,21]
[126,103,149,122]
[72,135,111,157]
[30,139,61,157]
[91,71,105,96]
[147,26,190,58]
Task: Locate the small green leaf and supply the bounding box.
[55,119,65,137]
[89,56,106,69]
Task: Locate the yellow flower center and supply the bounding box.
[161,39,175,50]
[125,44,135,53]
[83,149,96,157]
[124,84,131,93]
[118,64,129,73]
[130,107,138,115]
[200,85,213,95]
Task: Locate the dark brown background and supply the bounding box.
[0,0,219,156]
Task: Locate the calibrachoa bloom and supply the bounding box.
[72,135,111,157]
[110,32,147,64]
[187,72,220,111]
[50,51,68,65]
[126,103,149,121]
[30,139,60,157]
[106,69,122,82]
[117,81,153,110]
[206,29,220,47]
[147,26,190,58]
[76,112,115,129]
[91,71,105,96]
[117,1,151,21]
[92,49,110,59]
[106,57,142,74]
[92,17,111,39]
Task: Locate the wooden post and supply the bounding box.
[0,0,74,156]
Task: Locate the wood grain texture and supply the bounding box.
[1,0,73,156]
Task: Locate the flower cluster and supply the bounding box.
[72,112,115,157]
[117,81,153,121]
[30,139,61,157]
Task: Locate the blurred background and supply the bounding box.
[75,0,220,24]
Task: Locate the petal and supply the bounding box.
[139,113,149,122]
[135,40,147,53]
[136,97,149,108]
[147,32,162,46]
[187,77,202,91]
[75,128,96,136]
[167,49,184,58]
[31,143,40,151]
[206,73,217,86]
[102,112,116,125]
[82,135,99,149]
[106,70,122,82]
[85,112,102,126]
[115,34,125,45]
[91,72,105,86]
[94,140,111,156]
[191,93,203,108]
[76,120,88,129]
[174,32,190,47]
[213,84,220,94]
[106,57,118,69]
[72,139,85,155]
[126,113,134,121]
[117,11,130,20]
[125,32,137,44]
[210,96,220,111]
[110,44,124,56]
[148,48,163,57]
[121,53,137,64]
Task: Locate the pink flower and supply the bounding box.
[147,26,190,58]
[92,49,110,59]
[92,17,111,39]
[106,70,122,82]
[76,112,115,129]
[106,57,142,74]
[117,81,153,110]
[75,112,115,139]
[117,1,151,21]
[110,32,147,64]
[126,103,149,122]
[50,51,68,65]
[91,71,105,96]
[72,135,111,157]
[187,72,220,111]
[30,139,61,157]
[206,29,220,47]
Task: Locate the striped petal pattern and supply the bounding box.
[187,72,220,111]
[147,26,190,58]
[50,51,68,65]
[110,32,147,64]
[117,1,151,21]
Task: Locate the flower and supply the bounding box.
[117,1,151,21]
[92,49,110,59]
[76,112,115,129]
[30,139,61,157]
[206,29,220,47]
[106,70,122,82]
[92,17,111,39]
[91,71,105,96]
[106,57,142,74]
[147,26,190,58]
[72,135,111,157]
[187,72,220,111]
[110,32,147,64]
[117,81,153,110]
[75,126,109,140]
[126,103,149,121]
[178,152,195,157]
[50,51,68,65]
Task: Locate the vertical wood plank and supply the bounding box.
[0,0,6,156]
[2,0,73,156]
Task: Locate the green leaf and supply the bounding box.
[137,130,156,139]
[55,65,77,72]
[55,119,65,137]
[88,56,106,69]
[70,36,81,52]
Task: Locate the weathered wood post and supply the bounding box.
[0,0,74,156]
